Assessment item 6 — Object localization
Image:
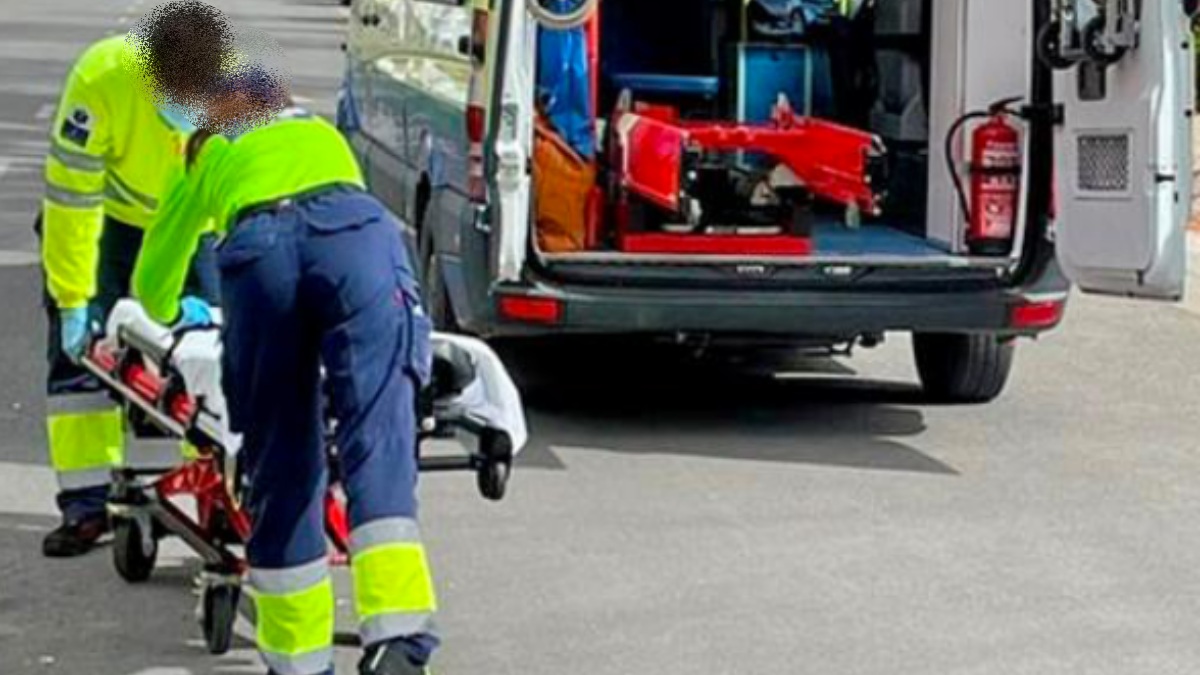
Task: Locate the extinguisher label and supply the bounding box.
[976,145,1020,240]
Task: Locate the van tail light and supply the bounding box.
[1010,296,1065,330]
[498,294,563,324]
[466,6,489,204]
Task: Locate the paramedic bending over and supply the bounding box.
[131,69,438,675]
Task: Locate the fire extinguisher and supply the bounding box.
[947,100,1023,256]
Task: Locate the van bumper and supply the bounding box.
[484,267,1070,340]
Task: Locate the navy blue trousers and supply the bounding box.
[218,187,434,660]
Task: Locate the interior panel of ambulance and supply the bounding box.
[526,0,1034,267]
[523,0,1191,296]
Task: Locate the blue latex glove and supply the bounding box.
[59,307,92,362]
[174,296,215,330]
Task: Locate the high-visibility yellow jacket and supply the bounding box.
[134,111,365,324]
[42,35,191,309]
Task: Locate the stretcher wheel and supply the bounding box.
[201,583,240,655]
[477,460,510,502]
[113,517,157,583]
[1082,16,1126,66]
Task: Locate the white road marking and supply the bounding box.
[34,103,54,120]
[0,251,40,267]
[0,462,57,517]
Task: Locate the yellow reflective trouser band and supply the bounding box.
[250,558,335,675]
[350,517,437,646]
[46,392,123,491]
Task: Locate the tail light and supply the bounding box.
[498,294,563,324]
[1011,297,1065,330]
[466,6,490,204]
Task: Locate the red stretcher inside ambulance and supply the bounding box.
[338,0,1195,403]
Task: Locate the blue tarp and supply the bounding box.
[537,2,594,159]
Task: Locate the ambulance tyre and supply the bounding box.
[201,583,240,655]
[478,460,509,502]
[913,333,1015,404]
[113,517,157,583]
[1082,17,1126,67]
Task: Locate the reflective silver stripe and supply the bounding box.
[123,436,182,470]
[360,612,435,647]
[107,171,158,210]
[104,181,134,206]
[260,647,334,675]
[249,557,330,596]
[48,143,104,172]
[57,467,111,491]
[350,517,422,556]
[45,184,103,208]
[46,392,118,416]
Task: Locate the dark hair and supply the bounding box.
[127,0,234,105]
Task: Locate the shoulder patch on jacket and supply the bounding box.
[59,105,93,148]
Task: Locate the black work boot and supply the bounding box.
[359,641,430,675]
[42,515,110,558]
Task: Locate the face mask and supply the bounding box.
[157,102,198,134]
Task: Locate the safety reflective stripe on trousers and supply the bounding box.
[124,434,184,470]
[45,183,103,209]
[260,647,334,675]
[350,517,437,645]
[250,557,335,672]
[48,142,104,172]
[47,392,123,489]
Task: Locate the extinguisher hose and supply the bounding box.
[944,98,1025,229]
[944,111,992,227]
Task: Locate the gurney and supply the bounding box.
[80,299,527,654]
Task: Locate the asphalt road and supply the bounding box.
[3,2,1200,674]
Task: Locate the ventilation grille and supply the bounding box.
[1076,133,1131,193]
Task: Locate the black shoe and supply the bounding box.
[359,641,429,675]
[42,516,110,558]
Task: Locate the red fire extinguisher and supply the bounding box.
[966,112,1021,256]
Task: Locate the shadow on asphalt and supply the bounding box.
[0,512,262,675]
[497,338,952,476]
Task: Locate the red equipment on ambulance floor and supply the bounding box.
[609,95,886,256]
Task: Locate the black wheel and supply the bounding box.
[1082,16,1126,66]
[913,333,1016,404]
[1037,21,1079,70]
[478,460,510,502]
[201,583,241,655]
[113,517,157,583]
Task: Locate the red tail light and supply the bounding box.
[1011,298,1065,329]
[466,7,489,204]
[498,295,563,324]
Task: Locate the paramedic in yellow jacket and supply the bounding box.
[39,33,220,558]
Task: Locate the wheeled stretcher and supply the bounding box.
[80,299,527,654]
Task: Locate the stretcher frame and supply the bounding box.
[80,322,517,654]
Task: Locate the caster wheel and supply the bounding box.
[1083,16,1126,66]
[201,583,241,655]
[1036,21,1079,70]
[113,517,157,583]
[478,460,510,502]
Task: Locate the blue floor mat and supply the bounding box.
[812,220,945,258]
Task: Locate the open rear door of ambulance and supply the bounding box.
[490,0,535,284]
[1053,1,1195,301]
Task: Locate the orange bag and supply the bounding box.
[533,116,597,253]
